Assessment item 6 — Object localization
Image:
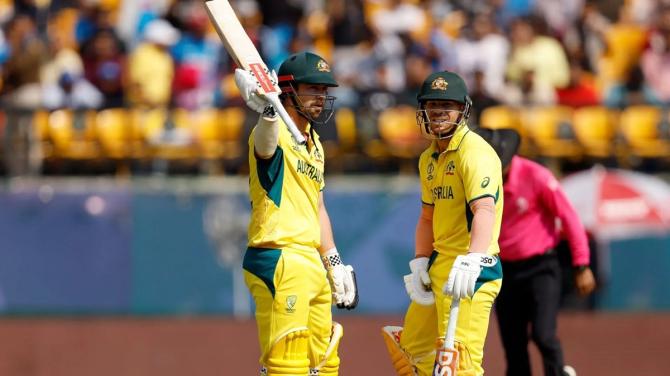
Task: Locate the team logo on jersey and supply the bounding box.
[286,295,297,313]
[427,162,435,180]
[445,160,455,175]
[317,59,331,72]
[431,77,448,91]
[481,177,490,188]
[313,148,324,163]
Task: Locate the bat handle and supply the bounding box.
[444,298,460,350]
[267,94,306,145]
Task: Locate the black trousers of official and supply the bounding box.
[495,251,565,376]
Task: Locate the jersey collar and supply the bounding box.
[429,123,470,159]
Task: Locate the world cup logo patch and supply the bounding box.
[427,162,435,180]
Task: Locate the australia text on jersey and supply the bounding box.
[296,160,323,184]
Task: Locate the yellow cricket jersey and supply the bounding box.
[247,118,325,252]
[418,124,503,256]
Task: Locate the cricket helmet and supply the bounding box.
[277,51,338,125]
[416,71,472,139]
[278,51,338,88]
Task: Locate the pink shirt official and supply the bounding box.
[498,156,590,266]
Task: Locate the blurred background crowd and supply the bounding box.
[1,0,670,176]
[0,4,668,374]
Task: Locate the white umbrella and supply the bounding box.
[561,165,670,240]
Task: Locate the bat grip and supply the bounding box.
[266,94,306,145]
[444,298,460,350]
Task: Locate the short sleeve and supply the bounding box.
[461,145,502,204]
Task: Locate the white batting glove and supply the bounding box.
[403,257,434,305]
[234,68,277,114]
[322,248,359,310]
[444,253,497,300]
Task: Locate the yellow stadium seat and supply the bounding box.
[479,105,534,156]
[619,105,670,158]
[374,105,428,170]
[572,106,618,158]
[479,105,522,133]
[96,108,132,160]
[179,107,244,161]
[144,108,197,162]
[47,110,101,160]
[219,106,246,159]
[335,107,358,151]
[521,106,582,159]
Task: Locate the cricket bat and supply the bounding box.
[434,298,460,376]
[204,0,306,144]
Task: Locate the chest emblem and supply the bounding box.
[445,160,455,176]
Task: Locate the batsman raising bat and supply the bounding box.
[382,71,503,376]
[238,50,359,376]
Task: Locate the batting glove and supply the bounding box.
[403,257,434,305]
[234,68,277,114]
[322,248,359,310]
[444,253,496,300]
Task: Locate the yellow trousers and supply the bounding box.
[399,252,502,376]
[243,246,338,374]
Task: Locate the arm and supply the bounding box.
[468,196,496,254]
[254,114,280,159]
[415,204,434,258]
[538,174,595,295]
[318,192,336,254]
[318,192,358,309]
[444,197,498,300]
[539,174,590,266]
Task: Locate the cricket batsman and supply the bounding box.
[382,71,504,376]
[238,51,359,375]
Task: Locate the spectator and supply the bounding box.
[563,1,610,75]
[556,59,601,107]
[371,0,427,39]
[327,0,371,108]
[75,2,115,47]
[398,52,432,106]
[0,14,48,109]
[42,71,103,110]
[127,19,179,108]
[505,16,570,105]
[171,3,223,110]
[641,6,670,105]
[257,0,304,69]
[534,0,584,36]
[598,3,649,108]
[455,12,509,103]
[470,70,501,124]
[40,29,84,86]
[82,29,127,108]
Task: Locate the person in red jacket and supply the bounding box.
[475,128,596,376]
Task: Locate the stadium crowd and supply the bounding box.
[0,0,669,175]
